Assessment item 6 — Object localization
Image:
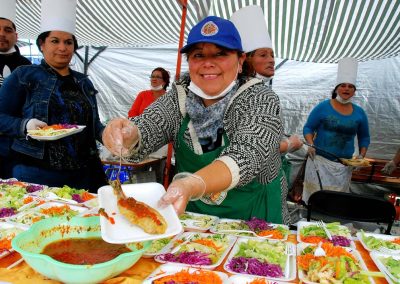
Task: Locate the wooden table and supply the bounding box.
[0,234,389,283]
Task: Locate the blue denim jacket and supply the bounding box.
[0,60,105,159]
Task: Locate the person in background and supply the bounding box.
[128,67,170,117]
[382,147,400,175]
[302,57,370,203]
[0,0,107,192]
[0,0,32,178]
[102,16,288,224]
[231,5,303,217]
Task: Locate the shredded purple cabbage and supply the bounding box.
[60,123,78,129]
[0,207,16,218]
[331,235,351,247]
[228,257,283,277]
[26,184,44,193]
[157,251,212,265]
[72,194,83,203]
[245,217,273,232]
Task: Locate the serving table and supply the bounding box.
[0,234,389,284]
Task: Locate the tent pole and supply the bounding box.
[163,0,188,188]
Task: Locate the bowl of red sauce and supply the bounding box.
[11,216,151,284]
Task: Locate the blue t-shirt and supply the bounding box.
[303,99,370,160]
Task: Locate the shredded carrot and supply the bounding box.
[321,242,356,261]
[40,204,72,216]
[23,196,33,204]
[153,269,222,284]
[0,236,14,250]
[392,238,400,245]
[297,254,329,270]
[81,191,95,201]
[193,239,222,251]
[258,229,283,239]
[42,124,64,130]
[249,279,268,284]
[300,235,327,244]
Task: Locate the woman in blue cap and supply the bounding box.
[103,16,287,224]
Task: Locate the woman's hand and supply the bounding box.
[307,145,316,160]
[158,172,206,215]
[382,160,396,175]
[102,118,138,156]
[286,134,303,152]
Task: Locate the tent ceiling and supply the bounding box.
[15,0,400,63]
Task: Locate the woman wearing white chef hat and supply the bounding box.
[0,0,107,192]
[302,57,370,203]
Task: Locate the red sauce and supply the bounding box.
[41,238,131,265]
[119,197,162,225]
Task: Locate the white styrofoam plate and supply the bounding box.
[27,125,86,141]
[224,237,296,282]
[142,264,229,283]
[370,251,400,284]
[0,222,27,259]
[98,183,182,243]
[227,274,294,284]
[179,211,219,232]
[357,231,400,254]
[154,231,237,270]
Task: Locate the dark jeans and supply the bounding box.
[12,159,107,193]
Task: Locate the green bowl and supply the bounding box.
[11,216,151,284]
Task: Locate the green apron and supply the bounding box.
[175,115,283,223]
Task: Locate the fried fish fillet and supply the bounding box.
[110,180,167,234]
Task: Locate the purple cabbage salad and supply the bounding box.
[331,235,351,247]
[245,217,273,232]
[72,194,83,203]
[157,251,212,265]
[228,256,283,277]
[0,207,16,218]
[26,184,44,193]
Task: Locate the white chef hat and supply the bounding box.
[336,57,358,86]
[230,5,272,53]
[40,0,77,34]
[1,0,16,24]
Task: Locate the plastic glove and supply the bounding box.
[356,154,364,159]
[307,145,316,160]
[102,118,138,156]
[287,134,303,152]
[382,160,396,175]
[26,118,47,131]
[158,172,206,215]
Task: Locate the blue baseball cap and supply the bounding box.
[180,16,243,53]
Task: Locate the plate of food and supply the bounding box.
[98,182,182,243]
[297,242,375,284]
[27,124,86,141]
[357,231,400,254]
[210,217,289,240]
[0,222,27,259]
[179,211,219,232]
[224,237,296,281]
[143,264,229,283]
[297,221,354,247]
[154,232,236,270]
[227,274,293,284]
[370,251,400,284]
[143,235,180,258]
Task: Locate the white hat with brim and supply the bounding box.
[1,0,16,24]
[40,0,77,34]
[230,5,272,53]
[336,57,358,86]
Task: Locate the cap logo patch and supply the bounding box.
[201,21,218,36]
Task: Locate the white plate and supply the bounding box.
[179,211,219,232]
[227,274,294,284]
[370,251,400,284]
[98,183,182,243]
[297,243,375,284]
[211,218,290,241]
[34,202,88,216]
[27,125,86,141]
[0,222,27,259]
[297,221,354,247]
[357,232,400,253]
[224,237,296,281]
[154,231,237,270]
[142,264,229,283]
[142,233,182,258]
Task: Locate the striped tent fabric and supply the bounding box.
[15,0,400,63]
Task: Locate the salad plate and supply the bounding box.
[34,202,88,218]
[297,242,375,284]
[98,183,183,243]
[179,211,219,232]
[227,274,294,284]
[142,263,229,283]
[30,185,96,204]
[211,217,289,241]
[154,231,236,270]
[223,237,296,281]
[370,251,400,284]
[297,221,354,247]
[27,125,86,141]
[357,231,400,254]
[142,234,181,258]
[0,222,27,259]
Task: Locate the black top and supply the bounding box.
[0,46,31,87]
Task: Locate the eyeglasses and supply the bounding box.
[149,75,163,79]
